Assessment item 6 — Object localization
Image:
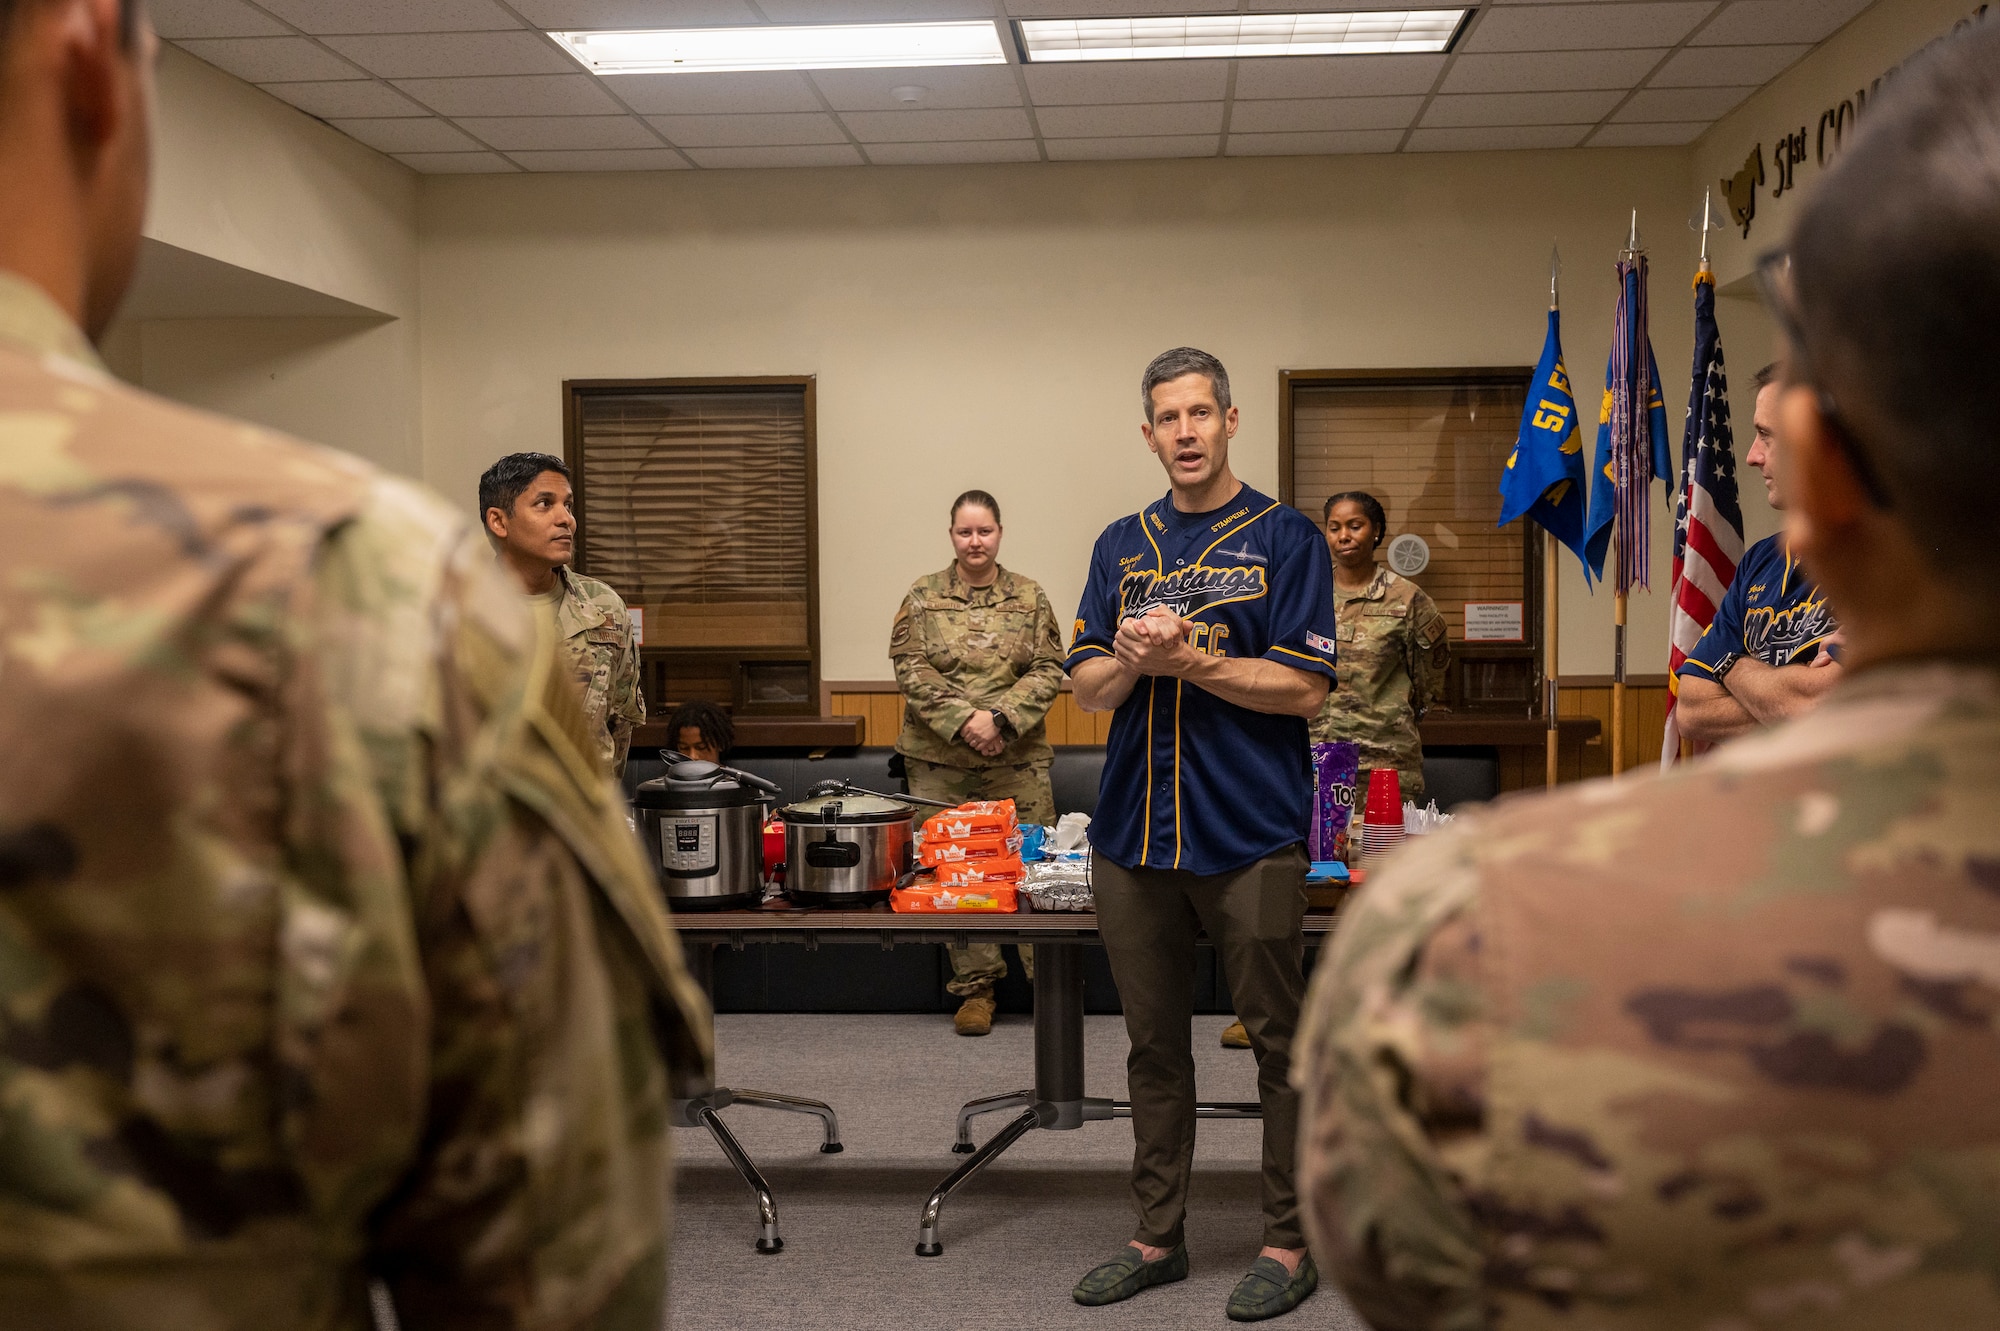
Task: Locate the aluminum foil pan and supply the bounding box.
[1020,858,1092,912]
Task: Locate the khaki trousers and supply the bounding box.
[903,757,1052,998]
[1091,844,1309,1250]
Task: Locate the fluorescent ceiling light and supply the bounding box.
[1017,10,1468,62]
[548,22,1006,74]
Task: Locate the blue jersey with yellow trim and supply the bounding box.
[1067,485,1338,875]
[1677,533,1839,679]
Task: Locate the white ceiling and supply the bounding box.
[153,0,1876,172]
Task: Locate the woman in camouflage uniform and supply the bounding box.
[1311,491,1450,800]
[890,490,1065,1036]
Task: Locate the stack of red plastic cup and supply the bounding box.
[1359,768,1405,857]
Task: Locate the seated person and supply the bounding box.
[1673,362,1841,744]
[667,699,734,764]
[1294,25,2000,1328]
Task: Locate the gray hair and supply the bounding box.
[1141,347,1232,421]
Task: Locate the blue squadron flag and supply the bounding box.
[1499,308,1592,574]
[1583,256,1673,589]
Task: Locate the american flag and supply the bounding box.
[1662,270,1746,767]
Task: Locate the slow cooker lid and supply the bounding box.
[633,769,765,809]
[779,793,914,824]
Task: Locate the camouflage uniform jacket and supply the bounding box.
[0,271,712,1331]
[890,564,1065,769]
[550,566,645,775]
[1294,660,2000,1331]
[1309,565,1450,787]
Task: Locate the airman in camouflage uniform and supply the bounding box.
[0,277,711,1327]
[890,563,1065,1013]
[1295,665,2000,1329]
[1309,565,1449,801]
[1294,25,2000,1330]
[550,565,646,775]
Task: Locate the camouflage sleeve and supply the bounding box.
[1294,827,1490,1331]
[1407,588,1452,720]
[890,588,977,743]
[315,479,710,1329]
[995,587,1066,736]
[608,607,645,774]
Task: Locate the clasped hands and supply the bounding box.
[1114,606,1196,677]
[959,709,1008,758]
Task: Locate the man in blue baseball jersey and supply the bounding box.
[1677,363,1843,742]
[1066,348,1337,1322]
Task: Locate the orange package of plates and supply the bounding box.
[890,883,1019,913]
[918,831,1022,868]
[921,800,1017,843]
[935,857,1026,888]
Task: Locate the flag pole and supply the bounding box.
[1611,210,1640,776]
[1684,192,1712,763]
[1545,245,1562,788]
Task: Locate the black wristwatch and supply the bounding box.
[990,708,1013,738]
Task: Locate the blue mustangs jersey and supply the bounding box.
[1067,485,1338,875]
[1677,534,1840,680]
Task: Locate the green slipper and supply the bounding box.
[1226,1253,1318,1321]
[1071,1243,1190,1306]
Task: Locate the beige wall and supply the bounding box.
[107,45,424,475]
[419,149,1720,682]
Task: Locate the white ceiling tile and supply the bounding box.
[1007,0,1236,13]
[1229,96,1423,133]
[1588,120,1707,145]
[1022,61,1230,105]
[319,32,576,79]
[393,151,520,172]
[455,115,661,149]
[509,0,760,23]
[759,0,997,17]
[1651,43,1810,85]
[865,140,1044,165]
[1044,135,1218,160]
[174,37,365,82]
[1406,124,1590,151]
[1691,0,1873,46]
[391,74,621,115]
[1466,3,1718,52]
[610,72,823,115]
[1037,102,1224,138]
[810,66,1022,111]
[1225,129,1406,156]
[329,116,484,152]
[150,0,286,39]
[684,144,866,169]
[1442,48,1666,93]
[1613,84,1755,120]
[647,112,850,146]
[510,148,694,170]
[1423,90,1623,126]
[1231,54,1446,99]
[839,108,1036,142]
[255,0,524,33]
[261,80,431,118]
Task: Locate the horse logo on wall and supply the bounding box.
[1721,146,1764,238]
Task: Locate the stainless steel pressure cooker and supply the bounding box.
[778,790,917,907]
[633,759,778,911]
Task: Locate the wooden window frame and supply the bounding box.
[1278,366,1549,716]
[561,374,822,716]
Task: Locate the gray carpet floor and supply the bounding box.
[667,1012,1372,1331]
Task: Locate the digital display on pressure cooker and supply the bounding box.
[661,815,717,874]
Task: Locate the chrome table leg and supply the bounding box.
[727,1087,845,1153]
[914,1105,1043,1256]
[952,1088,1034,1153]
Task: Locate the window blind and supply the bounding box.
[1289,381,1528,638]
[573,386,810,651]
